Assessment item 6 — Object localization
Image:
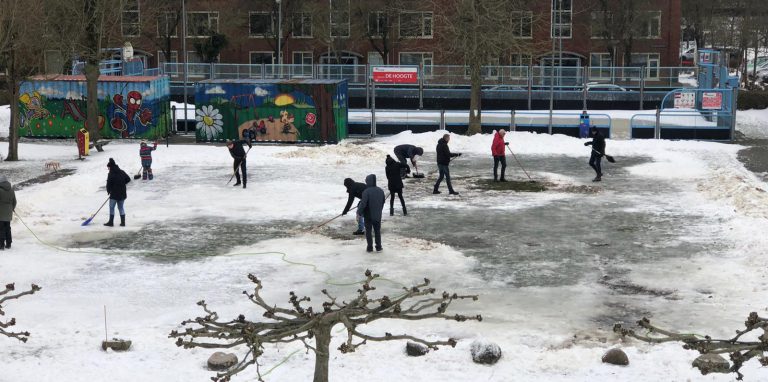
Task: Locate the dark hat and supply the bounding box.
[107,158,116,168]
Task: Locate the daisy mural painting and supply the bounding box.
[195,105,224,140]
[194,79,348,143]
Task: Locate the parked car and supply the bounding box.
[681,47,696,62]
[586,83,627,92]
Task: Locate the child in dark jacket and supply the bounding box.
[385,155,409,216]
[139,141,157,180]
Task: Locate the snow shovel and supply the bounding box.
[506,145,535,182]
[411,164,425,178]
[592,148,616,163]
[82,197,110,226]
[226,146,252,185]
[133,167,143,180]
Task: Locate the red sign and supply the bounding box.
[702,92,723,110]
[305,112,316,127]
[372,67,418,84]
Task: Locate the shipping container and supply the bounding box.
[194,79,348,143]
[18,75,171,139]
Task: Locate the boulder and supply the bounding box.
[692,353,730,375]
[601,348,629,366]
[207,352,238,371]
[470,340,502,365]
[406,341,429,357]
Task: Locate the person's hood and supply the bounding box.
[495,130,504,139]
[438,138,447,145]
[365,174,377,187]
[385,155,396,166]
[0,175,10,191]
[343,178,354,189]
[414,147,424,156]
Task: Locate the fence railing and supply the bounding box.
[630,109,733,140]
[160,63,698,90]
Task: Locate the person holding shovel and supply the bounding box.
[227,139,252,188]
[139,140,158,180]
[433,134,461,195]
[491,129,509,182]
[105,158,131,227]
[584,127,606,182]
[385,155,409,216]
[393,144,424,178]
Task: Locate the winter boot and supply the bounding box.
[353,230,365,235]
[403,206,408,216]
[148,169,153,180]
[432,189,441,194]
[142,170,148,181]
[592,176,602,182]
[4,242,9,249]
[390,207,394,216]
[119,215,125,227]
[104,215,114,227]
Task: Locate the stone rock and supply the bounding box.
[601,348,629,366]
[692,353,730,375]
[406,341,429,357]
[101,338,132,352]
[470,340,502,365]
[207,352,238,371]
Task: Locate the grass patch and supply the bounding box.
[472,179,547,192]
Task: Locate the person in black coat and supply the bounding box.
[358,174,386,252]
[433,134,461,195]
[584,127,606,182]
[342,178,367,235]
[385,155,410,216]
[393,144,424,178]
[227,139,252,188]
[105,158,131,227]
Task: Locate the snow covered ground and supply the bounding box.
[2,117,768,382]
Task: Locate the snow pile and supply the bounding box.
[0,104,9,138]
[736,108,768,139]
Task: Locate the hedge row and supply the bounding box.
[738,90,768,110]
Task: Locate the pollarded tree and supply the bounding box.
[434,0,539,135]
[614,313,768,380]
[0,283,42,342]
[170,270,481,382]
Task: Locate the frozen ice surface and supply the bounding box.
[0,125,768,381]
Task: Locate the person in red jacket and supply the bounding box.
[491,129,509,182]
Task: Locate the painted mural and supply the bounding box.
[18,76,171,139]
[194,79,348,143]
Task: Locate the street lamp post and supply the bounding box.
[276,0,282,77]
[181,0,188,133]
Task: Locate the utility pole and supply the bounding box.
[277,0,282,77]
[328,0,332,79]
[181,0,188,133]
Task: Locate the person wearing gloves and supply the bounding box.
[358,174,386,252]
[105,158,131,227]
[139,140,158,180]
[393,144,424,178]
[0,175,17,250]
[491,129,509,182]
[342,178,368,235]
[227,138,252,188]
[584,127,606,182]
[433,134,461,195]
[385,155,410,216]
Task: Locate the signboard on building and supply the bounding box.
[673,92,696,109]
[702,91,723,110]
[372,66,418,84]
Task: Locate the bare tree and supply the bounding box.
[0,0,48,161]
[170,270,481,382]
[138,0,182,69]
[0,283,42,342]
[350,0,408,65]
[433,0,538,135]
[614,313,768,380]
[592,0,660,67]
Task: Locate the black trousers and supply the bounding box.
[434,164,454,193]
[389,190,406,211]
[364,219,382,250]
[233,158,247,184]
[395,153,409,178]
[0,221,10,247]
[493,155,507,180]
[589,152,603,177]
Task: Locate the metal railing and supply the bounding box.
[630,109,733,140]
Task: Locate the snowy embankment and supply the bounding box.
[0,106,768,381]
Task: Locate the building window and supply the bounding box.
[399,52,433,76]
[249,12,274,37]
[368,11,388,37]
[186,52,210,77]
[331,0,350,38]
[629,53,660,78]
[368,52,384,66]
[292,13,312,38]
[250,51,275,65]
[511,11,532,38]
[510,53,531,78]
[122,0,140,37]
[187,12,219,38]
[465,58,500,80]
[551,0,572,38]
[590,12,610,39]
[157,12,179,38]
[399,12,433,38]
[158,50,179,65]
[292,51,313,77]
[638,11,661,39]
[589,53,613,79]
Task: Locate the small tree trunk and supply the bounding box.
[468,63,482,135]
[6,54,20,161]
[85,61,101,142]
[312,325,332,382]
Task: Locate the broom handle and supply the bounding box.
[91,197,110,218]
[506,145,533,181]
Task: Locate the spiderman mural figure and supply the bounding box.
[110,91,153,138]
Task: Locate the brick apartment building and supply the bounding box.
[108,0,681,75]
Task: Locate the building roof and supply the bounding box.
[29,75,164,82]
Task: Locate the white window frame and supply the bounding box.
[292,12,312,38]
[510,53,532,79]
[187,11,219,38]
[589,53,613,80]
[158,50,179,65]
[249,11,274,38]
[368,51,385,66]
[157,12,179,38]
[368,11,387,38]
[550,0,572,39]
[590,11,611,39]
[511,11,533,39]
[638,11,661,39]
[249,51,276,78]
[122,0,141,37]
[331,0,350,38]
[399,11,433,39]
[292,51,313,77]
[399,51,433,77]
[627,53,660,79]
